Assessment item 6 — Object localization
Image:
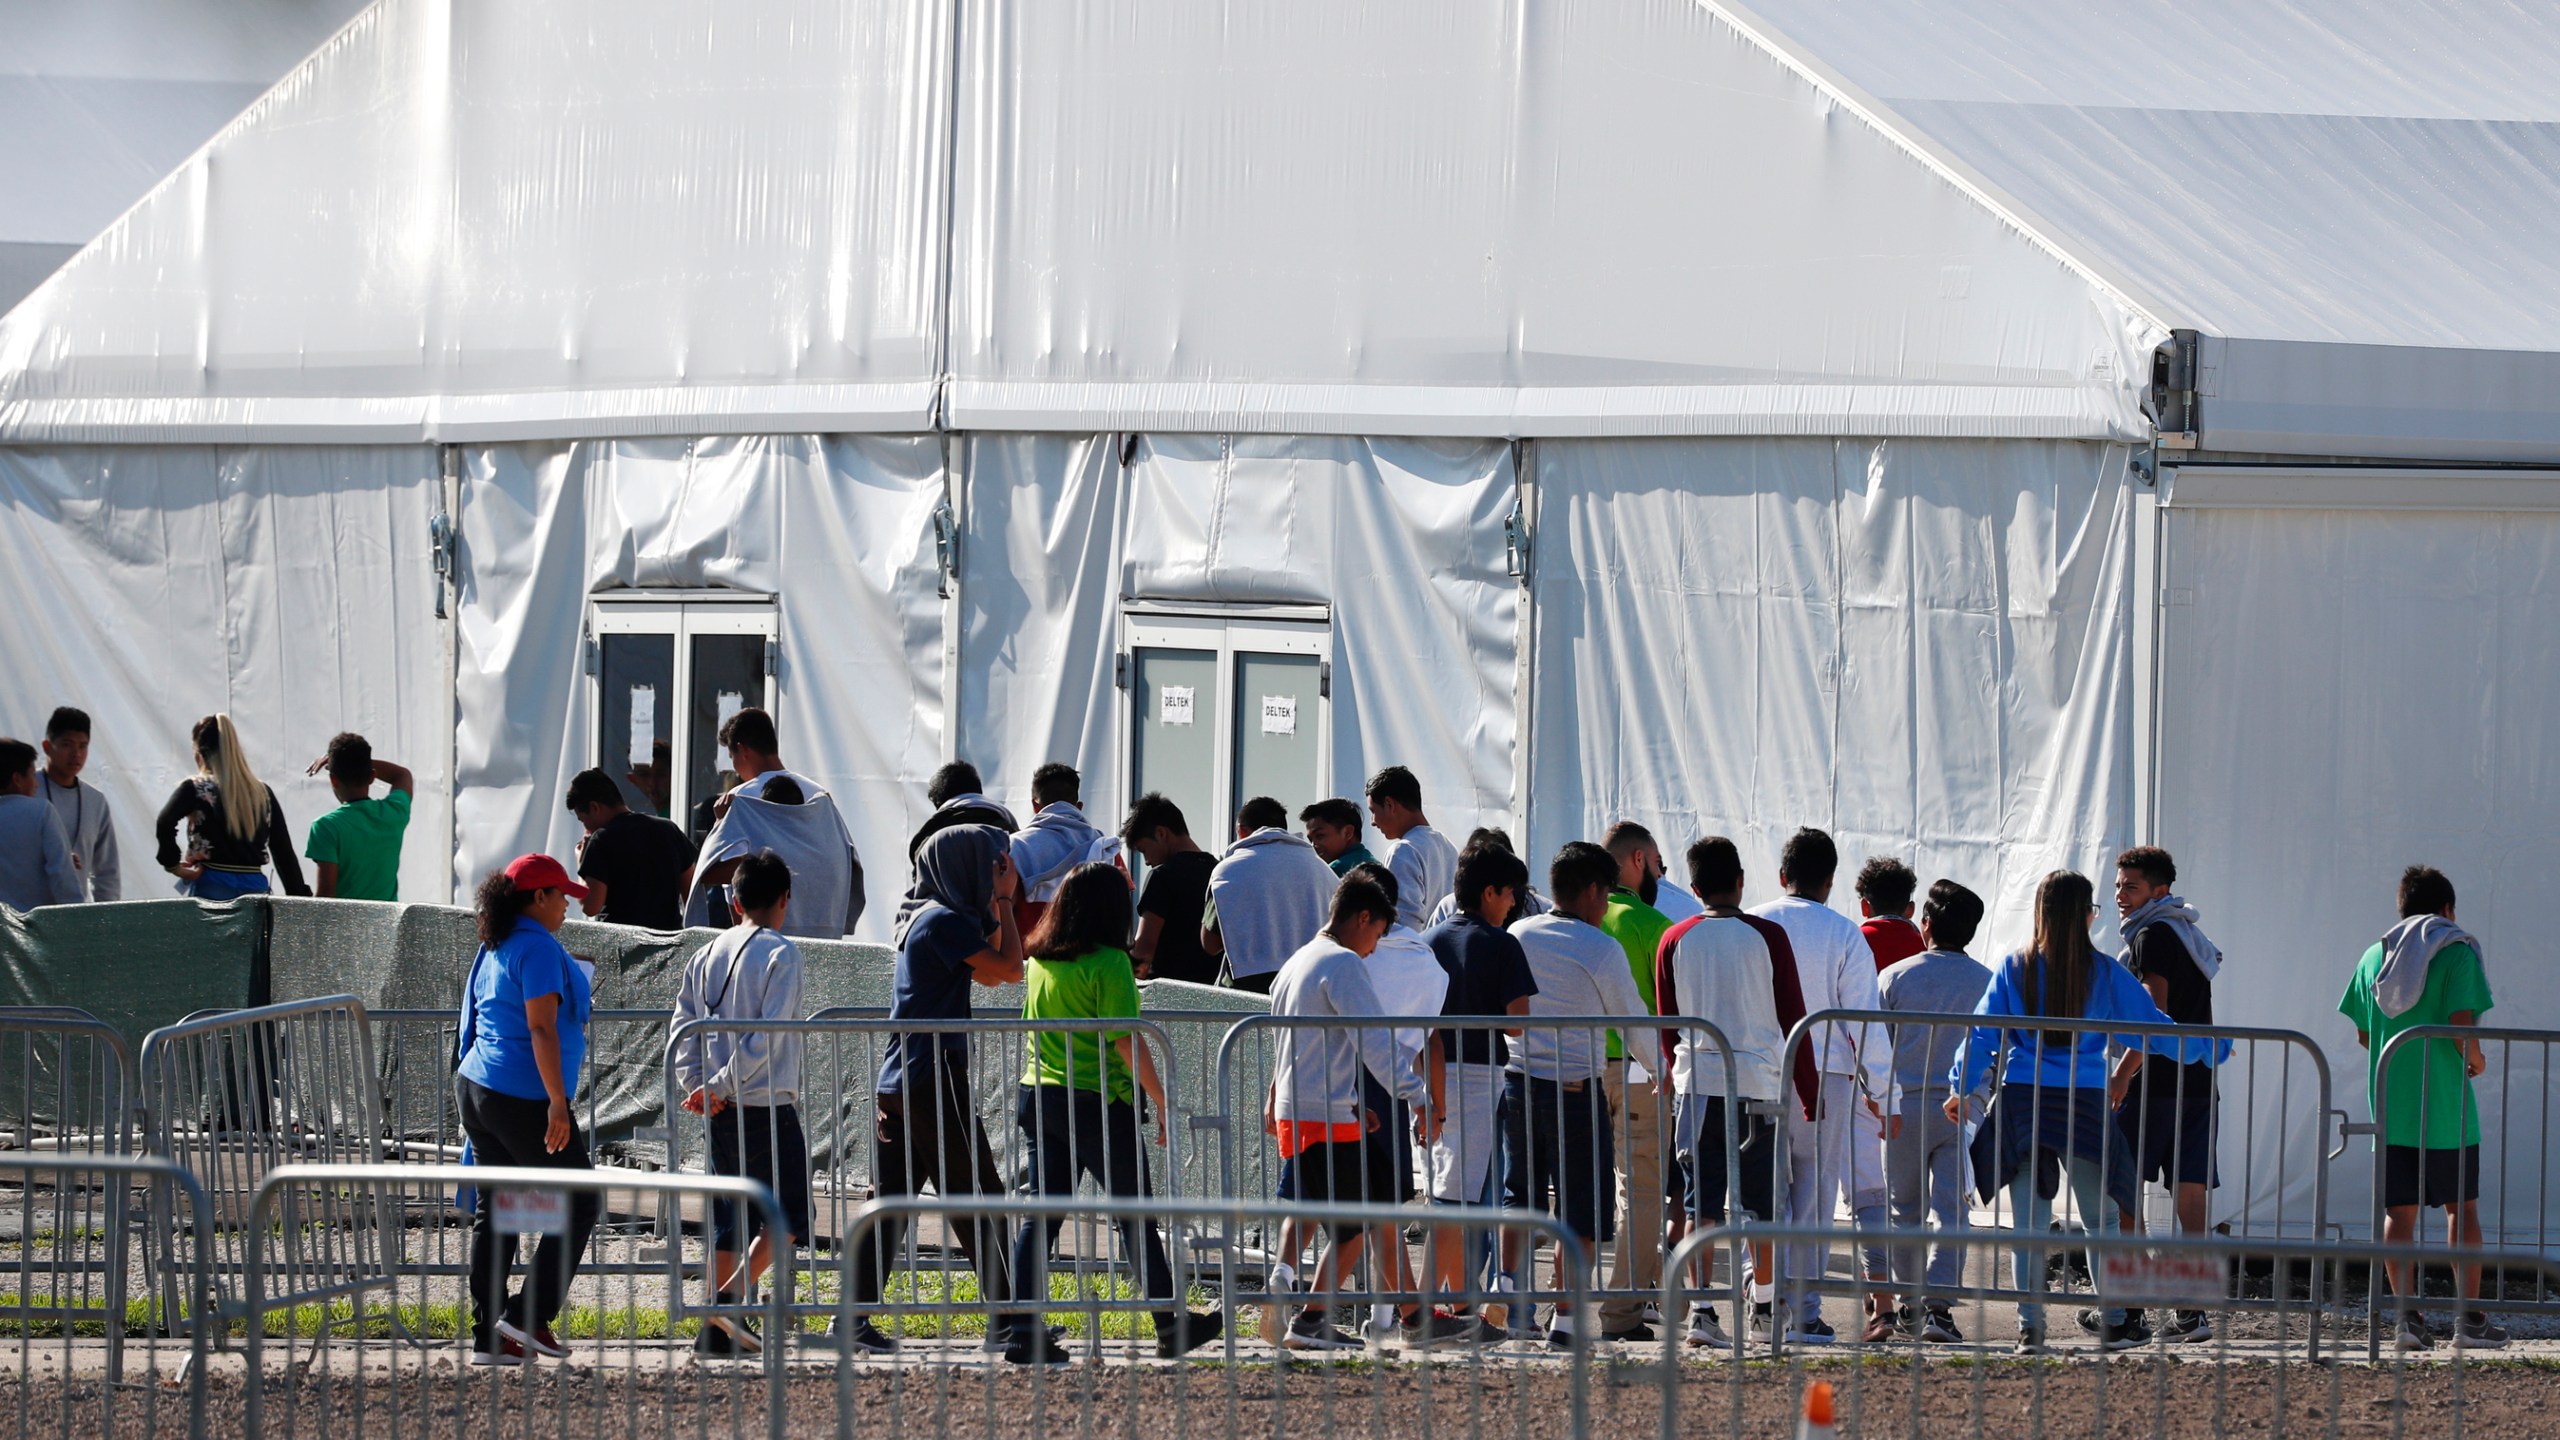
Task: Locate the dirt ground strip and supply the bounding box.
[11,1357,2560,1440]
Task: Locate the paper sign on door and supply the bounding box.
[492,1187,571,1236]
[717,690,745,733]
[1260,694,1297,736]
[627,686,657,768]
[1160,685,1195,727]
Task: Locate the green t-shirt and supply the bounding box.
[1021,944,1143,1102]
[2338,939,2494,1148]
[1597,888,1673,1060]
[306,789,412,903]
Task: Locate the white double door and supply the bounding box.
[1124,613,1332,844]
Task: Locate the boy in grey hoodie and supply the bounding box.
[1875,879,1992,1343]
[1203,797,1338,995]
[673,851,808,1356]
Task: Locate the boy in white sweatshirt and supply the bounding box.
[672,851,808,1356]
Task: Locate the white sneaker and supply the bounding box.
[1685,1309,1731,1348]
[1545,1309,1577,1350]
[1642,1303,1663,1326]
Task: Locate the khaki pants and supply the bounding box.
[1600,1060,1663,1329]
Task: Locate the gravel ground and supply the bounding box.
[4,1351,2551,1440]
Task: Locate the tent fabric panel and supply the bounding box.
[0,0,952,430]
[2158,499,2560,1238]
[2199,336,2560,465]
[1529,437,2134,959]
[452,436,944,932]
[947,0,2152,439]
[954,435,1126,813]
[1751,0,2560,355]
[1119,435,1522,830]
[0,442,452,904]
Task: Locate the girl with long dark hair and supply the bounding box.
[1947,870,2210,1354]
[997,862,1223,1362]
[153,715,308,898]
[454,855,599,1366]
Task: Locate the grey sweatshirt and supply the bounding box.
[1206,827,1337,980]
[1877,948,1993,1091]
[0,795,79,912]
[1268,935,1430,1124]
[671,924,806,1105]
[38,775,117,902]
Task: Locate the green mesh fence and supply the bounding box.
[0,899,1271,1186]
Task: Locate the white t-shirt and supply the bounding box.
[1749,893,1887,1094]
[1383,825,1458,931]
[1365,924,1451,1075]
[1658,913,1784,1099]
[1507,911,1649,1081]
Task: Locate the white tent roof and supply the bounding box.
[0,0,370,315]
[3,0,2553,455]
[0,0,2159,443]
[1742,0,2560,460]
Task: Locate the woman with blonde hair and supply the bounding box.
[153,715,308,899]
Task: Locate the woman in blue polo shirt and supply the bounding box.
[456,853,599,1367]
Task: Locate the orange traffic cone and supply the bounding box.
[1797,1380,1836,1440]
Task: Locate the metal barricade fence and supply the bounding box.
[0,1151,211,1424]
[2363,1023,2560,1358]
[1658,1223,2560,1440]
[836,1194,1596,1440]
[1212,1014,1739,1337]
[136,995,383,1336]
[659,1016,1189,1330]
[1148,1008,1265,1202]
[0,1006,136,1158]
[239,1162,787,1440]
[1773,1009,2334,1342]
[0,1008,139,1154]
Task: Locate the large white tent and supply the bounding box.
[3,0,2557,1239]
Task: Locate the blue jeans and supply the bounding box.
[2010,1155,2121,1331]
[183,869,270,901]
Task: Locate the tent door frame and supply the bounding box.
[587,592,779,834]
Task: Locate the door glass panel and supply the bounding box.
[1233,651,1321,825]
[688,633,769,842]
[1132,648,1220,860]
[598,634,675,817]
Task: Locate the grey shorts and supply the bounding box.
[1427,1062,1505,1203]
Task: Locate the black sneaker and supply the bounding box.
[2393,1313,2435,1352]
[1400,1309,1481,1349]
[843,1319,898,1356]
[693,1323,738,1358]
[1283,1310,1363,1351]
[1004,1328,1076,1366]
[2456,1313,2508,1350]
[2015,1324,2047,1355]
[2157,1310,2212,1344]
[1599,1321,1656,1343]
[1156,1309,1226,1358]
[1794,1316,1835,1345]
[2098,1317,2150,1352]
[1919,1306,1963,1344]
[2080,1308,2149,1343]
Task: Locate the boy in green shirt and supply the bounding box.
[303,733,413,901]
[2338,865,2502,1351]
